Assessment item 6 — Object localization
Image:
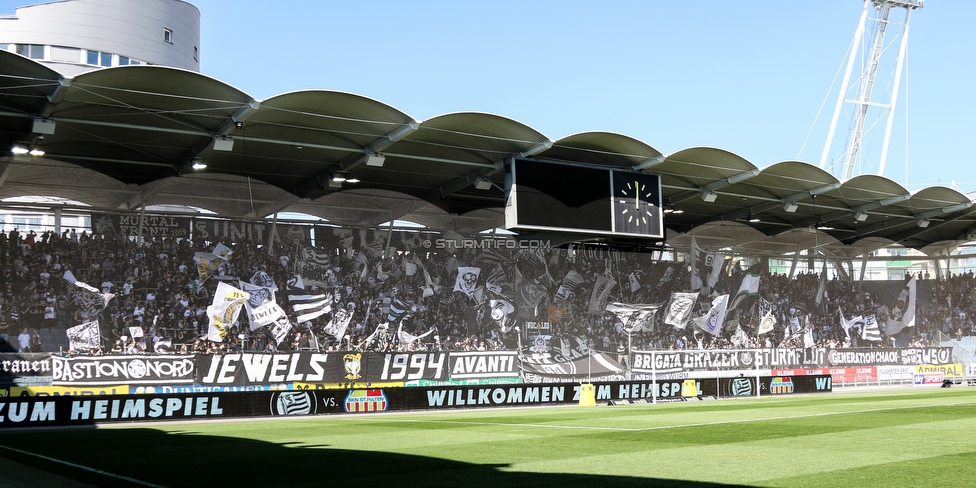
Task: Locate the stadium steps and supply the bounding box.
[939,335,976,363]
[38,327,70,353]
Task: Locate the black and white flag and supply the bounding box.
[663,292,698,329]
[70,280,115,317]
[66,320,101,352]
[286,287,333,324]
[323,306,354,342]
[605,302,661,333]
[240,281,288,330]
[454,266,481,297]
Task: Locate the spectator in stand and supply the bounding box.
[17,327,31,352]
[2,225,969,357]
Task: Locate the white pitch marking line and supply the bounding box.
[367,400,976,432]
[0,444,167,488]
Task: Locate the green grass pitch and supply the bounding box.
[2,387,976,487]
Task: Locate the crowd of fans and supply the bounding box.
[0,226,972,358]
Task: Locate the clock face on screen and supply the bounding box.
[612,171,662,237]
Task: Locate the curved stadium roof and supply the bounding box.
[1,49,975,259]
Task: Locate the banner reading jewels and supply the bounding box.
[52,355,195,386]
[195,352,520,386]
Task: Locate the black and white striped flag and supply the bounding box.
[286,287,332,324]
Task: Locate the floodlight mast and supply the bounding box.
[818,0,923,180]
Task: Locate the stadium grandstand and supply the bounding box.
[2,0,976,387]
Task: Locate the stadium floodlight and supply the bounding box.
[701,191,717,202]
[855,211,868,222]
[783,202,798,213]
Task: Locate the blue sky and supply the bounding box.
[5,1,975,193]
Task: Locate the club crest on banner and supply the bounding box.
[343,353,363,380]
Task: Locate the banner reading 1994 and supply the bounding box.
[192,352,520,386]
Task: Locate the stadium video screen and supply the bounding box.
[504,158,663,238]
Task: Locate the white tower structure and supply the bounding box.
[0,0,200,76]
[818,0,923,181]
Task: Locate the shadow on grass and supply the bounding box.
[0,427,755,488]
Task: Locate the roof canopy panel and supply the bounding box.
[1,54,973,256]
[542,132,661,168]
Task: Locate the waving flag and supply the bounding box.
[731,324,749,347]
[213,242,233,260]
[587,274,616,315]
[323,305,355,342]
[693,294,729,336]
[207,282,249,342]
[757,297,776,335]
[70,280,115,317]
[758,312,777,335]
[861,315,883,342]
[270,317,293,345]
[489,298,516,332]
[664,292,698,329]
[240,281,288,330]
[397,323,435,348]
[286,287,333,324]
[517,279,548,320]
[690,237,724,293]
[606,303,662,333]
[729,263,762,311]
[454,266,481,297]
[838,309,862,340]
[553,270,585,302]
[885,275,917,335]
[66,320,101,352]
[387,297,408,322]
[193,252,221,282]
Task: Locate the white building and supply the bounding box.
[0,0,200,76]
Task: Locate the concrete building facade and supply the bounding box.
[0,0,200,76]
